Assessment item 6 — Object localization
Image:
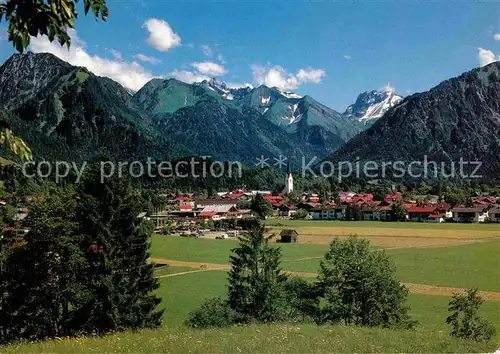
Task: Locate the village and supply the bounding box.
[148,167,500,238]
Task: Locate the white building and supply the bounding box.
[282,162,293,195]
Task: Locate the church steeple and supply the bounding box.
[282,159,294,195]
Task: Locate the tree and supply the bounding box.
[392,203,407,222]
[236,198,251,210]
[250,193,273,219]
[316,235,414,329]
[446,288,495,342]
[72,163,163,333]
[227,223,289,323]
[345,205,361,221]
[1,192,84,342]
[291,208,308,220]
[0,0,108,53]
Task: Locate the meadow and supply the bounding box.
[3,221,500,352]
[264,219,500,231]
[150,234,500,292]
[4,269,500,353]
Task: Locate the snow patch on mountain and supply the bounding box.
[344,90,403,123]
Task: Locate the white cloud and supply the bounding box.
[135,53,161,64]
[108,49,122,60]
[344,54,352,60]
[201,44,213,57]
[143,18,181,51]
[382,83,395,92]
[251,64,326,90]
[296,68,325,83]
[478,47,499,67]
[168,69,209,83]
[227,82,254,89]
[494,33,500,41]
[191,61,227,76]
[30,29,158,92]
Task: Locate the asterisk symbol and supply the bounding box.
[255,155,270,168]
[273,155,287,169]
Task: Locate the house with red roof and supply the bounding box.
[311,205,346,220]
[451,206,489,223]
[488,207,500,223]
[385,192,403,203]
[404,205,439,222]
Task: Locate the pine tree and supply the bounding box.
[227,223,288,323]
[1,192,84,342]
[73,163,163,333]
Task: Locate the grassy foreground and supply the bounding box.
[3,324,498,353]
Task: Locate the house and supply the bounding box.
[425,214,445,223]
[451,206,489,223]
[280,229,299,243]
[385,192,403,203]
[434,204,452,219]
[487,207,500,223]
[405,206,437,222]
[312,205,345,220]
[195,198,237,209]
[279,204,297,218]
[198,205,239,220]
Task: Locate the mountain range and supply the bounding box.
[0,52,370,164]
[0,52,498,180]
[330,62,500,179]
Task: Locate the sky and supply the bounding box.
[0,1,499,111]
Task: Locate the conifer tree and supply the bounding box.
[73,163,163,333]
[228,223,288,323]
[1,192,83,342]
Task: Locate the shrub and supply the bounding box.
[446,288,496,342]
[315,235,415,329]
[187,297,238,328]
[283,277,320,322]
[291,209,309,220]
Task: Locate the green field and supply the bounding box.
[264,219,500,231]
[153,265,199,277]
[150,235,330,264]
[155,270,500,332]
[151,235,500,292]
[3,226,499,352]
[4,270,499,353]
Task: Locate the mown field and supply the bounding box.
[264,219,500,231]
[263,219,499,248]
[3,221,500,353]
[150,235,500,292]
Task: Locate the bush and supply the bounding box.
[446,288,496,342]
[315,235,415,329]
[283,277,320,322]
[187,297,238,328]
[291,209,309,220]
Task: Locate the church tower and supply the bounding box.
[282,161,294,195]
